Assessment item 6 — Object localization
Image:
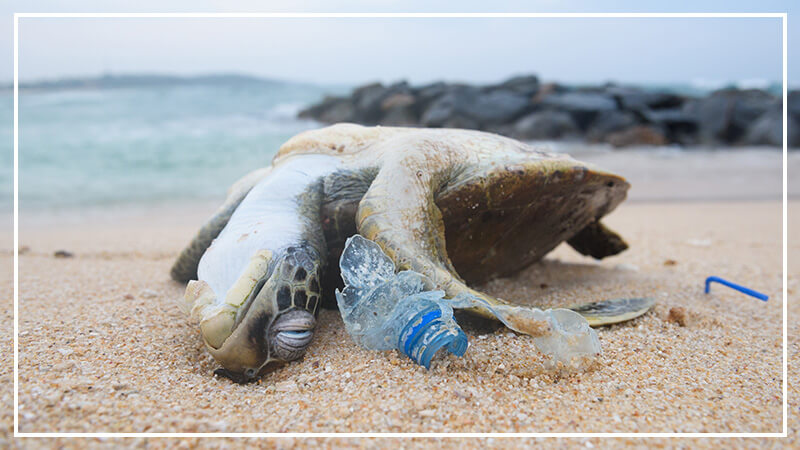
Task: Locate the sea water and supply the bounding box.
[4,81,342,213]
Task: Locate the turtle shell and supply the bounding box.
[437,157,628,284]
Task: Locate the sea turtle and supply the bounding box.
[171,124,652,382]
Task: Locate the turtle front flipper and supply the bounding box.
[355,154,561,337]
[183,155,338,381]
[568,297,655,326]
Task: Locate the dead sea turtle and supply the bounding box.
[171,124,652,382]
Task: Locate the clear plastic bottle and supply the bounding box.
[335,235,468,368]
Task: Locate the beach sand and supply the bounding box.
[2,197,794,449]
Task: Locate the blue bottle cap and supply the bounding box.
[398,306,468,369]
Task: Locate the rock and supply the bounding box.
[538,91,617,129]
[460,89,530,125]
[793,118,800,148]
[513,110,580,140]
[729,90,779,140]
[298,96,355,123]
[586,110,639,142]
[531,82,565,102]
[352,82,405,124]
[642,108,699,145]
[420,88,479,128]
[605,126,667,147]
[381,93,415,110]
[685,89,778,144]
[297,76,787,148]
[54,250,74,258]
[788,90,800,117]
[743,108,783,147]
[606,86,684,111]
[413,82,451,112]
[420,87,529,128]
[667,307,688,327]
[495,75,540,96]
[380,93,418,126]
[642,108,696,127]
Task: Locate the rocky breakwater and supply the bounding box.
[299,75,798,148]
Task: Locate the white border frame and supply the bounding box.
[12,12,789,440]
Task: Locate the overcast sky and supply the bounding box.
[2,1,797,87]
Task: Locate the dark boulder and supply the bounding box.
[743,107,800,148]
[379,93,418,126]
[298,96,356,123]
[606,86,684,111]
[641,108,699,145]
[351,82,412,124]
[793,118,800,148]
[642,108,697,126]
[413,82,459,113]
[420,87,530,128]
[297,75,787,148]
[742,108,783,147]
[513,110,580,140]
[494,75,540,96]
[684,89,778,144]
[420,88,479,128]
[788,90,800,117]
[537,92,617,129]
[587,110,639,142]
[461,89,531,125]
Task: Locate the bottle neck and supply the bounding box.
[397,306,468,368]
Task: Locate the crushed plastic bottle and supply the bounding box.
[336,234,601,370]
[446,294,600,369]
[335,235,468,368]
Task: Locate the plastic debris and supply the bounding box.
[336,235,467,368]
[704,276,768,301]
[446,294,600,368]
[336,234,601,369]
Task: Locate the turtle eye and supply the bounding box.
[269,309,316,361]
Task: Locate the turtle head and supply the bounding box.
[186,246,322,383]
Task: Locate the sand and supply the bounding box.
[2,196,796,447]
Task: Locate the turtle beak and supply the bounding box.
[202,289,278,380]
[184,275,281,381]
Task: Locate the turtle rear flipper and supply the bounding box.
[567,221,628,259]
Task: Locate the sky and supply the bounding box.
[1,1,797,87]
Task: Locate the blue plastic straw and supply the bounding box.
[704,276,769,301]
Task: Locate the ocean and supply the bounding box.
[1,79,790,217]
[7,81,340,213]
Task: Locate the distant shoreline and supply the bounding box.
[0,73,345,92]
